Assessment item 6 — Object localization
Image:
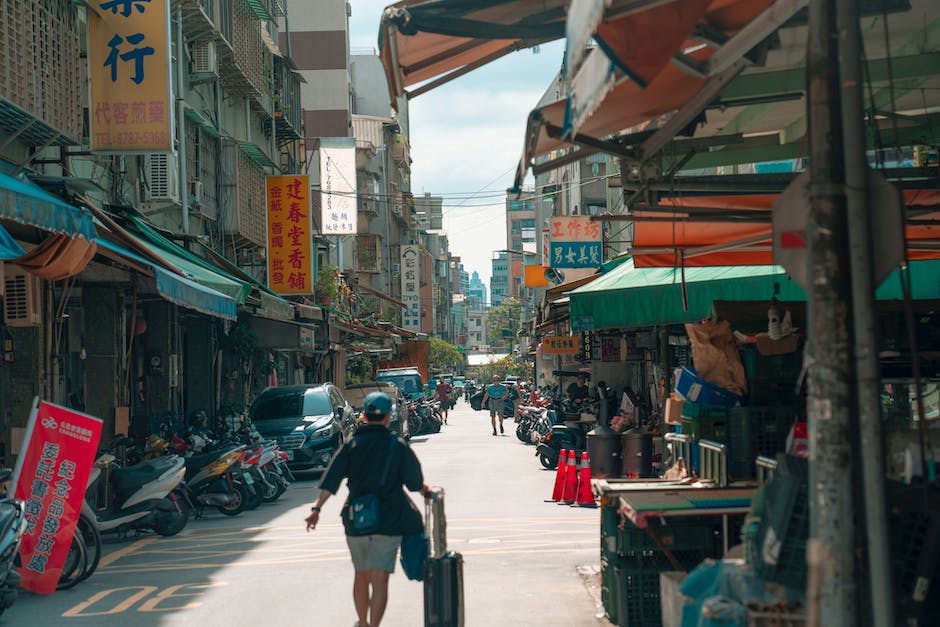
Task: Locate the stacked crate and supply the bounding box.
[601,506,716,626]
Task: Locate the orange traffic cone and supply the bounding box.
[574,451,597,508]
[546,449,568,502]
[561,451,579,504]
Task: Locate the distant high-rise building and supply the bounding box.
[467,270,487,310]
[490,253,509,307]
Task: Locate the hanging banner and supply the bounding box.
[88,0,172,152]
[401,245,421,331]
[320,137,357,235]
[548,216,602,268]
[11,400,103,595]
[543,335,580,355]
[601,335,622,362]
[266,175,313,294]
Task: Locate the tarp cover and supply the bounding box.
[14,234,97,280]
[569,258,940,330]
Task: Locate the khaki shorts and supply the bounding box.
[488,398,505,417]
[346,534,401,572]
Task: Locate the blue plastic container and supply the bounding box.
[674,367,742,407]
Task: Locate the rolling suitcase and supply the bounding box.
[424,487,464,627]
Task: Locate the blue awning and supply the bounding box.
[0,222,25,259]
[96,237,237,321]
[0,171,96,239]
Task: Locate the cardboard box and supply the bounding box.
[665,397,684,425]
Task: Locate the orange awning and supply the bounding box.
[630,190,940,267]
[379,0,568,105]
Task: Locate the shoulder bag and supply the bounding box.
[348,436,396,534]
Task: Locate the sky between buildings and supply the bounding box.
[348,1,565,287]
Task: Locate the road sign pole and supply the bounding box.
[837,0,895,622]
[806,1,858,624]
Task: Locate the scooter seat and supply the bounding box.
[183,449,237,479]
[112,457,178,500]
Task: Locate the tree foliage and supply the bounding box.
[474,354,530,382]
[486,298,522,350]
[428,337,462,372]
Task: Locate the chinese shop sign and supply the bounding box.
[88,0,172,152]
[543,335,580,355]
[548,216,602,268]
[266,175,313,295]
[320,138,357,235]
[400,245,421,331]
[11,401,102,595]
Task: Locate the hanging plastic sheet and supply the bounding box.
[13,234,97,280]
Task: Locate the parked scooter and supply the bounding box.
[535,399,597,469]
[0,470,24,616]
[180,445,251,517]
[86,436,190,536]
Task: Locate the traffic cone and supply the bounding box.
[546,449,567,502]
[574,452,597,508]
[561,451,579,504]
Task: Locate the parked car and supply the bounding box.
[343,381,410,440]
[249,384,355,471]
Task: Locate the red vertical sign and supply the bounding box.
[11,401,102,594]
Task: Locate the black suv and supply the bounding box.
[250,384,355,471]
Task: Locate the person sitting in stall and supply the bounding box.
[566,374,590,406]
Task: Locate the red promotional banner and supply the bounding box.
[11,400,102,594]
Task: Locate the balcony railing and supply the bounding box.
[0,0,82,145]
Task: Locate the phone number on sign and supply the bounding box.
[96,131,169,146]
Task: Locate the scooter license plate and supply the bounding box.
[243,473,254,485]
[284,450,293,461]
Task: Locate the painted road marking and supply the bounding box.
[98,536,160,568]
[62,582,227,617]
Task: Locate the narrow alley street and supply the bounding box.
[6,404,603,626]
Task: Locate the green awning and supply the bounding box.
[569,258,940,330]
[126,215,252,303]
[0,171,96,239]
[236,140,276,169]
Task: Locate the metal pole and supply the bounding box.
[836,0,895,623]
[176,10,189,234]
[806,1,858,625]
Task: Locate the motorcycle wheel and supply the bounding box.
[76,511,102,582]
[516,424,529,443]
[216,483,249,517]
[261,470,286,503]
[57,531,87,590]
[538,452,557,470]
[244,479,263,510]
[152,492,190,537]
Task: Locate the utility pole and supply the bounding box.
[805,0,858,624]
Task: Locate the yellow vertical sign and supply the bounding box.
[88,0,172,152]
[266,176,313,295]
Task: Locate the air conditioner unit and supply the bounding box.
[191,180,204,206]
[142,153,180,204]
[191,40,217,75]
[3,265,41,327]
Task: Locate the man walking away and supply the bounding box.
[482,375,507,436]
[306,391,430,627]
[434,378,453,424]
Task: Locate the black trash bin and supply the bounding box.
[621,431,653,478]
[587,425,623,479]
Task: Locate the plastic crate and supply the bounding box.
[680,401,730,419]
[614,514,716,557]
[755,464,809,589]
[675,367,742,407]
[681,416,729,443]
[728,406,797,478]
[740,347,802,381]
[888,483,940,623]
[615,566,662,626]
[748,376,801,403]
[601,556,620,625]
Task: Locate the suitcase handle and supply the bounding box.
[425,486,447,559]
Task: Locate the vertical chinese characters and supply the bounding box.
[266,176,312,294]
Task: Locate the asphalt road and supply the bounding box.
[5,402,605,626]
